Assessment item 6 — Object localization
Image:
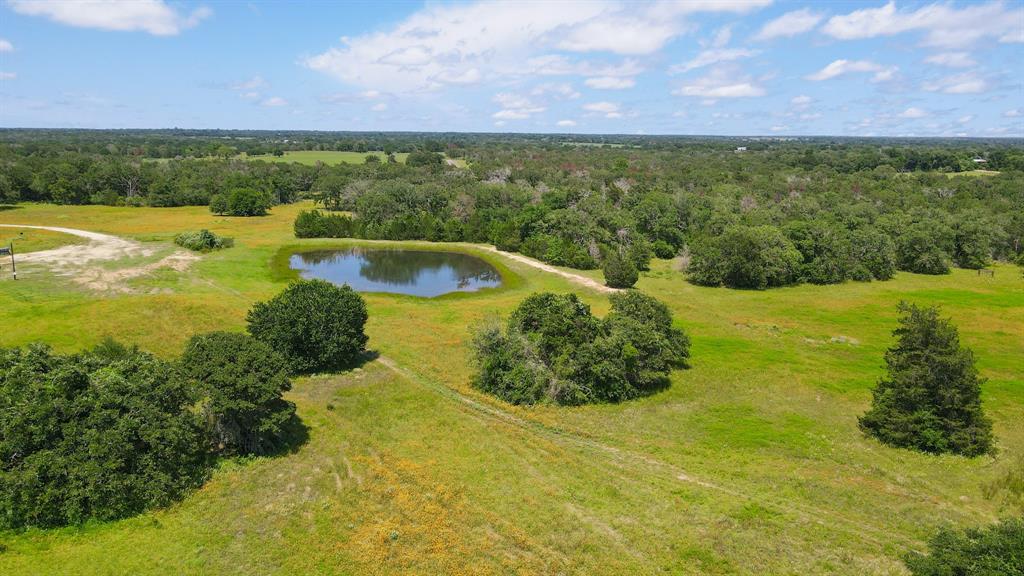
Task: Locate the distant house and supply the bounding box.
[972,157,987,164]
[735,146,747,152]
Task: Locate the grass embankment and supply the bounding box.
[0,202,1022,575]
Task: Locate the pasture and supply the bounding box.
[0,202,1021,575]
[244,150,411,165]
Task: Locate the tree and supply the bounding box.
[225,187,272,216]
[897,221,952,275]
[406,150,444,168]
[603,250,639,288]
[209,193,228,215]
[954,216,995,270]
[904,518,1023,576]
[688,225,802,289]
[180,332,296,455]
[859,303,993,456]
[0,341,208,529]
[247,280,369,373]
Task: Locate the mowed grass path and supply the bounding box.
[0,202,1022,575]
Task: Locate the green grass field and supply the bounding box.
[0,227,84,254]
[0,202,1021,575]
[244,151,411,165]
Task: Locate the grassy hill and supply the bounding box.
[1,202,1021,575]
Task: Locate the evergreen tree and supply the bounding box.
[859,303,993,456]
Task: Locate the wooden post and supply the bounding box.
[9,243,14,280]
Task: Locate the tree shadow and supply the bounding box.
[0,204,22,212]
[293,349,380,377]
[263,413,310,457]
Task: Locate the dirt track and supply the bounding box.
[0,224,197,292]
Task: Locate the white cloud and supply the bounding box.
[0,39,13,52]
[260,96,287,107]
[1005,109,1022,118]
[791,94,812,107]
[753,8,823,41]
[671,48,759,73]
[673,67,765,98]
[231,76,266,91]
[584,76,635,90]
[957,115,974,124]
[240,91,260,101]
[822,1,1023,49]
[492,92,545,120]
[531,83,581,99]
[0,72,16,80]
[711,26,732,48]
[924,52,976,68]
[922,72,988,94]
[806,59,897,82]
[9,0,211,36]
[583,101,619,114]
[371,103,388,112]
[556,119,577,127]
[303,0,770,92]
[899,107,928,119]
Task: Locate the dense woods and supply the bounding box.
[2,129,1022,289]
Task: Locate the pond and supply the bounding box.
[289,248,503,297]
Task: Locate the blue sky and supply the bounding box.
[1,0,1022,136]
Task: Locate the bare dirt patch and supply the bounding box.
[0,224,198,293]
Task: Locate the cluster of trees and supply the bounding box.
[0,279,368,529]
[904,517,1023,575]
[472,291,689,405]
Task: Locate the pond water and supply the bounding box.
[289,248,502,297]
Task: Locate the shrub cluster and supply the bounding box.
[174,229,234,252]
[859,303,993,457]
[293,209,356,238]
[472,291,689,405]
[904,517,1023,576]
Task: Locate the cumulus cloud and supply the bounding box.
[924,52,976,68]
[922,71,988,94]
[0,72,16,80]
[673,67,765,98]
[492,92,545,120]
[302,0,771,92]
[1004,109,1021,118]
[0,39,13,52]
[583,101,624,118]
[371,103,388,112]
[9,0,211,36]
[556,119,577,127]
[231,76,267,91]
[791,94,813,107]
[806,59,897,82]
[531,82,581,99]
[260,96,287,107]
[822,1,1023,49]
[584,76,635,89]
[753,8,823,41]
[671,48,759,73]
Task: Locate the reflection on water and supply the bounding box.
[289,248,502,297]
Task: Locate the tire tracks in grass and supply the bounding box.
[374,355,927,556]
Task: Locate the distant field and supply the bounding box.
[245,150,410,165]
[0,203,1022,574]
[949,169,1001,177]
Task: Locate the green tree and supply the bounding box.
[247,280,369,373]
[688,225,802,289]
[226,187,272,216]
[0,341,208,529]
[896,221,952,275]
[603,250,639,288]
[180,332,297,455]
[904,518,1023,576]
[209,193,228,215]
[859,303,993,456]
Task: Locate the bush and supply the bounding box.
[859,303,993,456]
[247,280,369,373]
[472,291,688,405]
[293,209,356,239]
[180,332,296,455]
[603,250,639,288]
[174,229,234,252]
[904,518,1023,576]
[209,193,228,215]
[689,225,802,289]
[225,187,272,217]
[406,150,444,167]
[0,341,208,529]
[652,240,676,259]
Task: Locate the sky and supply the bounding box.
[0,0,1022,136]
